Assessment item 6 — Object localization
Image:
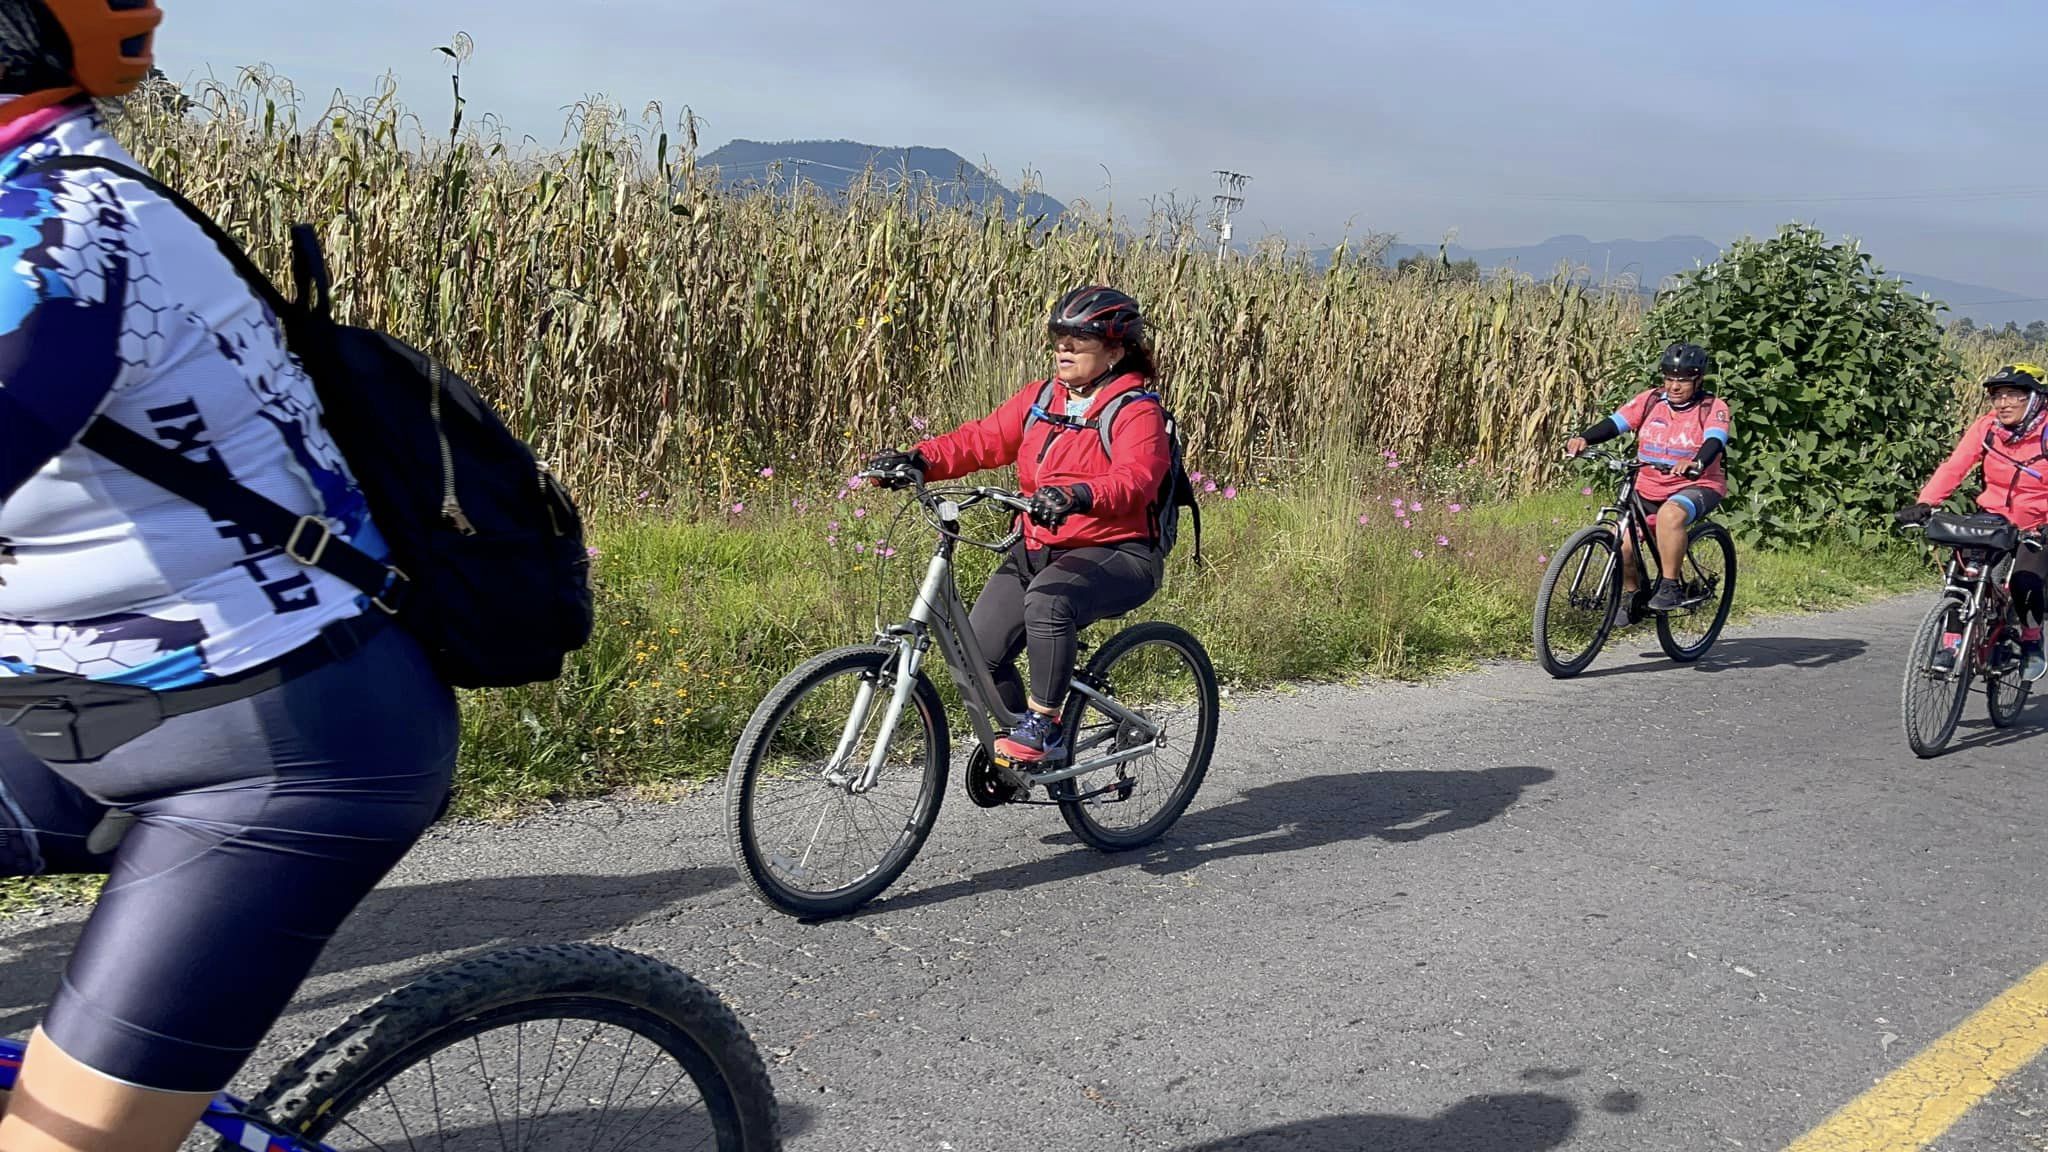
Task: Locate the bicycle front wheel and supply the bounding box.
[1657,520,1737,662]
[727,645,949,918]
[1056,621,1220,852]
[1534,525,1622,678]
[1901,596,1972,758]
[224,943,780,1152]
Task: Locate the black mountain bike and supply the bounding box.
[1533,449,1738,678]
[1899,512,2039,757]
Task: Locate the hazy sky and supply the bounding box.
[164,1,2048,298]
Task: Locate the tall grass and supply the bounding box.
[110,67,1644,509]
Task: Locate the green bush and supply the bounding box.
[1623,224,1961,548]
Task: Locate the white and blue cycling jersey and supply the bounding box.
[0,105,381,688]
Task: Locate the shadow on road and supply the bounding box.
[1165,1091,1579,1151]
[0,866,733,1034]
[873,766,1553,915]
[1576,635,1867,679]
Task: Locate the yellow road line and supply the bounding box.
[1785,959,2048,1151]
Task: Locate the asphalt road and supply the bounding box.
[4,594,2045,1150]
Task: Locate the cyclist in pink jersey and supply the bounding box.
[1566,342,1733,619]
[1896,363,2048,681]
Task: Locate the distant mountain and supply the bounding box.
[1373,234,2042,327]
[699,139,1065,220]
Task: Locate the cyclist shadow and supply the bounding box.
[876,765,1553,913]
[1575,635,1866,678]
[0,867,731,1035]
[1165,1090,1580,1151]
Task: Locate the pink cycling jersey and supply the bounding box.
[1612,388,1731,501]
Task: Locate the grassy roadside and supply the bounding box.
[451,476,1927,813]
[0,478,1927,918]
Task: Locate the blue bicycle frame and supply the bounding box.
[0,1036,332,1152]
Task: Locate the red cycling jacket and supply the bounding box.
[1919,411,2048,529]
[914,372,1171,550]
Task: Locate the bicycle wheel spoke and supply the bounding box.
[377,1082,422,1152]
[604,1068,692,1152]
[471,1034,515,1152]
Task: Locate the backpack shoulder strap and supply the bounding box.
[22,157,403,610]
[79,419,403,609]
[25,154,300,319]
[1023,380,1059,435]
[1093,390,1162,458]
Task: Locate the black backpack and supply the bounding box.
[1023,382,1203,564]
[29,155,594,689]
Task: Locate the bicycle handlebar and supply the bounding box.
[1567,448,1676,475]
[855,468,1034,551]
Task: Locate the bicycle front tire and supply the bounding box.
[1534,525,1622,678]
[726,645,949,918]
[224,943,780,1152]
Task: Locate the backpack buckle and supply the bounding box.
[285,516,334,566]
[371,567,411,616]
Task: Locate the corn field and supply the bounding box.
[104,67,1656,509]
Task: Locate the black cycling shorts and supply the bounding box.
[0,621,456,1093]
[1635,486,1723,525]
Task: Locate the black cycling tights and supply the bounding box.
[968,542,1162,712]
[2013,543,2048,628]
[0,623,456,1094]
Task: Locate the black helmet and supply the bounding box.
[1983,364,2046,394]
[1659,342,1711,379]
[1049,285,1143,345]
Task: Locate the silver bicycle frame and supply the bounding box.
[846,496,1166,793]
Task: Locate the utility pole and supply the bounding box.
[1210,169,1250,267]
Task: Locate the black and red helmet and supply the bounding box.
[1049,285,1143,344]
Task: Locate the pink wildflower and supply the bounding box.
[1222,486,1238,500]
[1437,535,1450,547]
[1357,514,1370,526]
[759,467,775,479]
[1448,503,1463,513]
[854,508,868,520]
[1412,549,1425,559]
[1204,480,1218,494]
[1580,486,1594,496]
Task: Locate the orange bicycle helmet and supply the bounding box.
[39,0,160,97]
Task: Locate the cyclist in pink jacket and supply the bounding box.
[1896,363,2048,681]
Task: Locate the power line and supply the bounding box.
[1504,187,2048,207]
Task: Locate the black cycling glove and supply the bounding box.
[1028,484,1093,529]
[866,449,927,490]
[1895,502,1934,527]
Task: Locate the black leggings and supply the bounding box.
[2012,542,2048,627]
[0,622,457,1093]
[968,542,1162,712]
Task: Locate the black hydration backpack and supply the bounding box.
[1023,382,1204,564]
[30,155,594,690]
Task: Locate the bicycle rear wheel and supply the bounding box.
[727,645,949,918]
[1056,622,1219,852]
[223,943,779,1151]
[1657,520,1737,662]
[1901,595,1972,758]
[1986,622,2031,727]
[1533,525,1622,678]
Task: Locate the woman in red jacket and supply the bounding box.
[868,286,1173,765]
[1897,363,2048,681]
